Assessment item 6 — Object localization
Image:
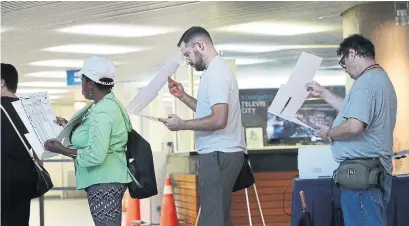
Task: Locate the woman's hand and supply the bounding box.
[55,117,68,126]
[44,139,64,154]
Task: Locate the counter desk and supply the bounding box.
[166,147,300,226]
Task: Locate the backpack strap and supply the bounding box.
[107,98,140,185]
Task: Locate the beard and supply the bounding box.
[190,50,206,71]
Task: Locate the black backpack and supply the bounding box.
[125,129,158,199]
[111,99,158,199]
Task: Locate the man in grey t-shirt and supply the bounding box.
[306,34,397,226]
[160,26,245,226]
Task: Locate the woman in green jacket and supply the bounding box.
[44,56,132,226]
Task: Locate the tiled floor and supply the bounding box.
[29,198,115,226]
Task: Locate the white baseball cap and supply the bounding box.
[75,56,115,85]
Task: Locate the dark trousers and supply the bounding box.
[1,162,35,226]
[198,151,244,226]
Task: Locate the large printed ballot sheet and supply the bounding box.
[126,59,180,114]
[268,51,323,129]
[12,92,63,159]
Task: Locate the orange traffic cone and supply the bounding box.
[125,197,140,226]
[160,176,179,226]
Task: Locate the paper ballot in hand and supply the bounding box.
[12,94,60,160]
[137,114,160,122]
[126,60,180,114]
[268,52,323,130]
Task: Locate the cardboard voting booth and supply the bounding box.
[268,51,323,129]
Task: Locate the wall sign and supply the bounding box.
[66,70,81,86]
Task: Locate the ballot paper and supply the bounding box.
[137,114,160,122]
[12,92,62,159]
[37,92,63,135]
[268,52,323,129]
[126,60,180,114]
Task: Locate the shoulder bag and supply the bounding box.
[1,105,54,198]
[233,153,255,192]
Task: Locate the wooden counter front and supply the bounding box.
[171,171,298,226]
[172,174,200,225]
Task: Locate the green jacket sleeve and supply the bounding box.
[75,111,113,167]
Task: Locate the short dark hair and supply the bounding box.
[1,63,19,93]
[82,75,114,91]
[177,26,213,47]
[337,34,375,59]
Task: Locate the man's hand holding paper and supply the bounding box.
[315,124,331,141]
[158,114,182,131]
[137,114,160,122]
[305,81,344,112]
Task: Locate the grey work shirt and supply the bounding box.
[331,70,397,174]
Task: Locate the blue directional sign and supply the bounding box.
[66,70,81,86]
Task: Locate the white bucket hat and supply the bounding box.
[75,56,115,85]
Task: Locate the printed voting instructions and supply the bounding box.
[12,92,64,159]
[268,51,323,129]
[126,60,180,115]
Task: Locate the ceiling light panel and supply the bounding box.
[19,82,67,88]
[58,24,178,38]
[49,95,64,100]
[215,44,337,53]
[218,22,335,36]
[25,71,67,78]
[223,57,274,65]
[235,59,272,65]
[44,44,151,55]
[216,44,281,53]
[319,65,343,70]
[29,59,84,68]
[28,59,122,68]
[17,89,71,94]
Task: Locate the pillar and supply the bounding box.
[342,2,409,173]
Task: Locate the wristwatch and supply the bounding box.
[326,129,333,144]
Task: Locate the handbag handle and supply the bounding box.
[1,104,42,168]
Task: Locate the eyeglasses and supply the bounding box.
[338,54,346,69]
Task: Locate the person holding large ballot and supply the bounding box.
[1,63,42,226]
[159,26,246,226]
[306,34,397,226]
[43,56,132,226]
